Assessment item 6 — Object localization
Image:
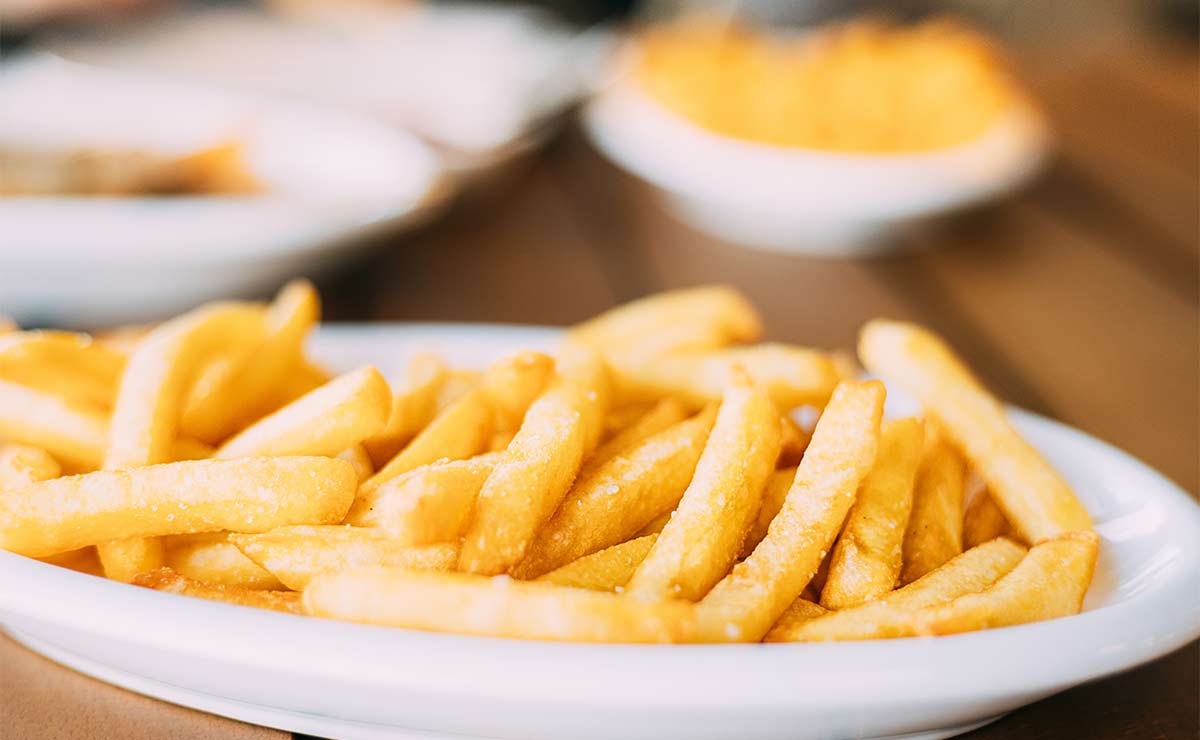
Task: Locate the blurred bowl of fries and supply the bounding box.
[583,18,1050,255]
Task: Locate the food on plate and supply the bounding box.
[0,285,1097,643]
[633,17,1027,152]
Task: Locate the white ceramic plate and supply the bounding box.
[582,81,1050,256]
[1,324,1197,740]
[0,57,446,327]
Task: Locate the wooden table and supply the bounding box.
[4,18,1196,740]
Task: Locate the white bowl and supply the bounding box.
[0,57,447,327]
[582,82,1050,255]
[1,323,1197,740]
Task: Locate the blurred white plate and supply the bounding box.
[0,57,446,327]
[582,81,1050,256]
[1,324,1197,740]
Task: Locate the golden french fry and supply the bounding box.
[609,344,839,410]
[555,343,610,453]
[766,537,1027,642]
[602,402,657,437]
[436,369,482,410]
[0,444,61,488]
[231,526,458,591]
[133,568,302,614]
[569,285,762,353]
[304,568,696,643]
[777,414,811,467]
[740,466,798,557]
[345,452,503,541]
[695,380,884,641]
[627,377,781,601]
[458,354,610,575]
[858,320,1092,542]
[579,398,688,481]
[900,434,967,585]
[637,509,673,536]
[481,351,555,434]
[94,324,150,357]
[337,445,375,482]
[766,598,829,635]
[39,547,103,576]
[0,379,107,472]
[170,437,216,461]
[488,431,515,452]
[259,358,331,414]
[214,366,391,459]
[822,417,925,608]
[363,353,446,466]
[165,532,283,590]
[181,280,320,443]
[0,331,125,410]
[910,531,1098,635]
[537,535,658,591]
[963,490,1016,549]
[0,457,356,558]
[514,406,717,579]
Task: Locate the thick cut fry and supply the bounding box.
[537,535,658,591]
[181,280,319,443]
[0,380,107,472]
[580,398,688,481]
[637,509,673,536]
[777,414,811,467]
[554,343,610,453]
[767,598,829,635]
[134,568,301,614]
[304,568,696,643]
[609,344,840,409]
[514,407,717,579]
[822,418,925,608]
[0,457,356,558]
[694,381,884,641]
[963,491,1016,548]
[741,466,798,557]
[170,437,215,461]
[363,354,446,465]
[900,435,967,585]
[603,402,656,437]
[346,453,501,541]
[458,357,609,575]
[231,526,458,590]
[858,320,1092,542]
[627,379,781,601]
[481,351,556,434]
[214,366,391,459]
[259,359,331,414]
[569,285,762,353]
[488,431,515,452]
[40,547,103,576]
[766,537,1027,642]
[0,444,61,487]
[337,445,374,482]
[164,532,283,589]
[0,331,125,409]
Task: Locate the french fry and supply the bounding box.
[603,402,656,438]
[777,414,811,467]
[259,358,331,414]
[569,285,762,353]
[822,417,925,608]
[39,547,103,576]
[537,535,658,591]
[134,568,302,614]
[514,406,717,579]
[481,351,555,434]
[580,397,688,481]
[555,343,610,453]
[0,457,356,558]
[627,377,781,601]
[337,445,375,482]
[458,352,609,575]
[766,598,829,635]
[694,381,884,641]
[231,526,458,591]
[0,444,61,487]
[181,280,320,443]
[637,509,673,536]
[765,537,1027,642]
[436,369,482,410]
[164,532,283,590]
[963,490,1016,549]
[858,320,1092,543]
[488,431,515,452]
[362,353,446,466]
[740,466,798,557]
[214,366,391,459]
[0,331,125,409]
[345,452,503,541]
[303,568,696,643]
[170,437,216,461]
[0,379,107,472]
[900,434,967,585]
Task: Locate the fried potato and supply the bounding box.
[963,490,1016,549]
[134,568,302,614]
[345,452,503,542]
[214,366,391,459]
[170,437,216,462]
[537,534,658,591]
[740,466,798,557]
[637,509,673,536]
[181,280,320,443]
[480,350,555,434]
[859,320,1092,542]
[513,406,717,579]
[580,398,688,481]
[304,568,696,643]
[777,413,811,467]
[766,598,829,635]
[569,285,762,353]
[363,353,446,466]
[555,343,610,453]
[459,352,609,575]
[0,379,107,472]
[231,526,458,590]
[0,444,61,488]
[822,417,924,608]
[627,377,781,601]
[766,537,1027,642]
[39,547,103,576]
[0,457,356,558]
[0,331,125,409]
[260,358,331,414]
[695,381,884,641]
[164,532,283,590]
[337,445,374,482]
[602,402,657,437]
[900,433,967,585]
[488,431,515,452]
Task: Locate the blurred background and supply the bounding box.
[0,0,1196,501]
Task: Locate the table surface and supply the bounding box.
[4,18,1197,740]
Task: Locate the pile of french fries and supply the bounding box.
[0,283,1098,643]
